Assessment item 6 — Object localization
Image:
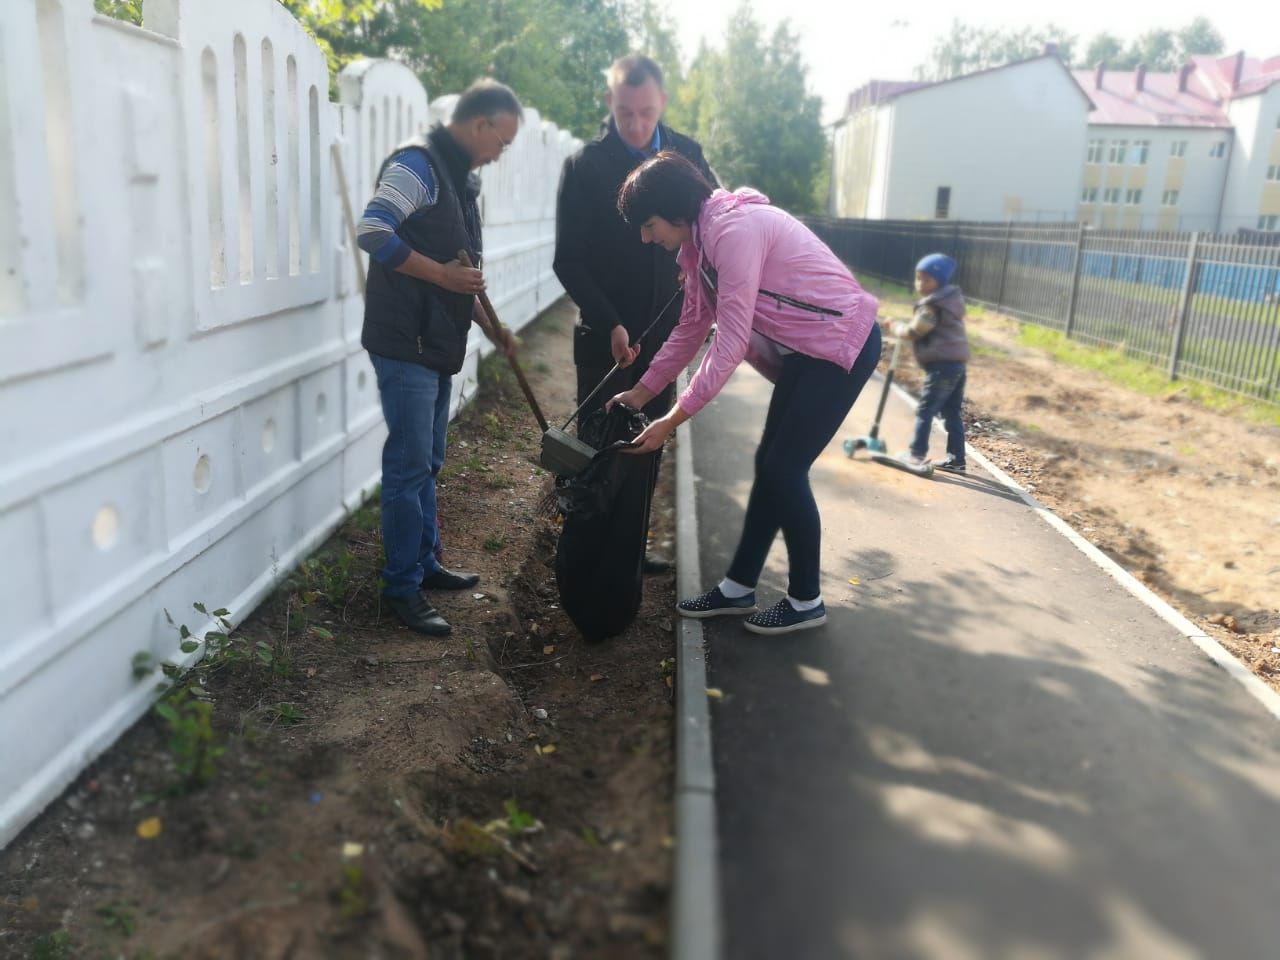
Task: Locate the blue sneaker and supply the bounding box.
[744,599,827,635]
[677,586,758,619]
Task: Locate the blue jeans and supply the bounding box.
[370,353,451,598]
[726,324,881,601]
[911,361,966,462]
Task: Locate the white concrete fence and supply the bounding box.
[0,0,580,847]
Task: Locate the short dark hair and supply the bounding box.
[607,54,664,91]
[453,79,523,124]
[617,151,714,226]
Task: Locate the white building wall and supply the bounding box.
[1223,86,1280,231]
[866,107,894,220]
[882,58,1089,222]
[0,0,579,848]
[1080,125,1229,232]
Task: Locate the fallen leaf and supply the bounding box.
[797,665,830,686]
[306,667,317,679]
[542,645,555,655]
[536,743,557,756]
[664,676,673,689]
[136,817,163,840]
[590,674,606,682]
[848,576,860,586]
[705,687,724,699]
[341,842,364,860]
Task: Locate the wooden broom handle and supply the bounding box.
[458,250,549,432]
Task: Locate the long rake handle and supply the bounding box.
[560,286,685,431]
[459,250,549,433]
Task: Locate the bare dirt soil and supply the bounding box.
[872,283,1280,690]
[0,299,679,960]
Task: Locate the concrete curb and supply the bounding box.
[883,375,1280,723]
[670,369,722,960]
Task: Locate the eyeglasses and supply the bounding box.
[486,120,514,152]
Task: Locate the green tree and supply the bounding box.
[1177,17,1226,59]
[627,0,685,94]
[1075,18,1224,69]
[671,5,825,214]
[1081,33,1125,68]
[914,20,1076,81]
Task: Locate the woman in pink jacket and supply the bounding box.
[606,152,882,635]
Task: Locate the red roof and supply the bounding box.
[1072,53,1280,128]
[1072,67,1230,127]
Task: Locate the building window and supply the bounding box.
[1170,140,1188,158]
[935,186,951,219]
[1103,188,1121,204]
[1267,165,1280,181]
[1107,140,1128,164]
[1258,215,1280,231]
[1124,188,1143,205]
[1086,139,1104,163]
[1080,186,1098,203]
[1132,140,1150,165]
[1210,141,1226,158]
[1162,190,1180,206]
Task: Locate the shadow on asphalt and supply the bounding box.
[691,416,1280,960]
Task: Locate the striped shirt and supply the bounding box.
[356,148,439,267]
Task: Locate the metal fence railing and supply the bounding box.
[802,217,1280,404]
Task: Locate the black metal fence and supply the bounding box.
[802,217,1280,404]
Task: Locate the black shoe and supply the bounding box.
[384,593,452,636]
[642,553,673,574]
[935,456,966,474]
[421,567,480,591]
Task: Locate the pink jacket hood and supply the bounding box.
[640,188,878,416]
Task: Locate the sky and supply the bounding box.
[664,0,1269,124]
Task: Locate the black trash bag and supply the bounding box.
[554,404,659,642]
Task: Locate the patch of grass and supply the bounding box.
[95,901,137,937]
[1017,324,1280,427]
[335,863,371,919]
[504,798,536,833]
[483,412,511,442]
[267,702,304,726]
[486,473,515,490]
[534,360,553,374]
[298,547,358,606]
[30,931,73,960]
[483,536,506,552]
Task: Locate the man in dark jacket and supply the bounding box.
[357,80,521,635]
[554,55,716,427]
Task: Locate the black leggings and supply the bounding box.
[726,325,881,600]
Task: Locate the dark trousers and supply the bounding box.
[910,361,967,462]
[726,325,881,601]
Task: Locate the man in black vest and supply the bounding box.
[553,55,716,571]
[357,80,521,635]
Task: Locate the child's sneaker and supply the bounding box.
[896,451,929,467]
[935,455,966,474]
[677,586,757,619]
[743,599,827,635]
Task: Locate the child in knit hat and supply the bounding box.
[893,253,970,473]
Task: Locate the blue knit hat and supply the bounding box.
[915,253,956,287]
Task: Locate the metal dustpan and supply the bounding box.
[540,425,597,475]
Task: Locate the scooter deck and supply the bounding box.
[869,453,935,478]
